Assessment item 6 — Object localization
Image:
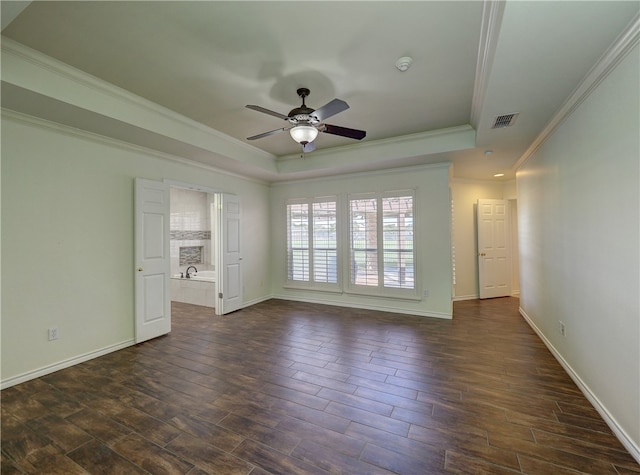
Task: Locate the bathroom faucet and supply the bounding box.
[185,266,198,278]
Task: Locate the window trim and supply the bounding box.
[285,196,341,291]
[346,190,418,299]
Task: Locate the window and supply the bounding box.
[349,192,415,291]
[286,198,338,285]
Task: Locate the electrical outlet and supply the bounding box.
[558,321,566,337]
[48,327,59,341]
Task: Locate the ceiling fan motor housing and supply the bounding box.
[288,111,319,126]
[288,88,319,125]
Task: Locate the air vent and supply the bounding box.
[492,113,519,129]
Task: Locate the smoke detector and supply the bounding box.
[395,56,413,72]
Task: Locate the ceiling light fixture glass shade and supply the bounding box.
[290,125,318,144]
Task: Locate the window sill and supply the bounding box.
[344,288,421,301]
[283,282,342,294]
[282,285,421,301]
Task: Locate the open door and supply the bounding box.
[477,199,511,299]
[135,178,171,342]
[216,193,243,314]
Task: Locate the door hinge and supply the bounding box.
[218,292,223,299]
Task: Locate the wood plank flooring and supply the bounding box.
[2,298,638,474]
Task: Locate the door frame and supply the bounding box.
[164,180,242,315]
[476,198,512,299]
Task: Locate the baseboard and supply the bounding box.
[452,294,479,301]
[453,292,520,302]
[519,307,640,464]
[242,295,273,308]
[0,339,135,390]
[272,294,452,319]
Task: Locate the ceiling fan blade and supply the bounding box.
[322,124,366,140]
[246,104,288,120]
[311,99,349,122]
[302,141,316,153]
[247,128,287,140]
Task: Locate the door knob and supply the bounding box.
[138,267,144,272]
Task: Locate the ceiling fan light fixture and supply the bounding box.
[290,125,318,144]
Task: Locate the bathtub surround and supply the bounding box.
[170,230,211,240]
[171,231,211,267]
[178,246,203,266]
[170,188,215,276]
[170,274,216,308]
[169,188,218,307]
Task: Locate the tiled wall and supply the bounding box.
[179,245,204,266]
[170,188,215,276]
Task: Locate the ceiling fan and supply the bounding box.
[246,88,366,153]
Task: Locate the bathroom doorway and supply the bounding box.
[169,185,217,310]
[134,179,242,343]
[167,181,243,315]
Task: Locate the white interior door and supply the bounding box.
[216,193,243,314]
[477,199,511,299]
[135,178,171,342]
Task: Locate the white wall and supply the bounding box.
[1,113,272,386]
[517,44,639,457]
[450,180,519,300]
[270,164,453,319]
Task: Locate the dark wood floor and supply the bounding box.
[2,298,638,474]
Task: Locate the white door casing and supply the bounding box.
[216,193,243,314]
[135,178,171,342]
[477,199,511,299]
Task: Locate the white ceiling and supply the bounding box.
[2,1,638,182]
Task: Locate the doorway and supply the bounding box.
[165,180,244,315]
[476,198,519,298]
[135,179,244,343]
[169,186,217,310]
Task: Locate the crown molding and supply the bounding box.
[1,36,277,179]
[277,124,475,163]
[514,13,640,172]
[275,125,473,178]
[0,37,262,154]
[470,0,506,129]
[1,37,466,183]
[450,176,515,186]
[1,108,271,186]
[272,162,452,187]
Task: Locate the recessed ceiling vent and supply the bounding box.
[492,113,519,129]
